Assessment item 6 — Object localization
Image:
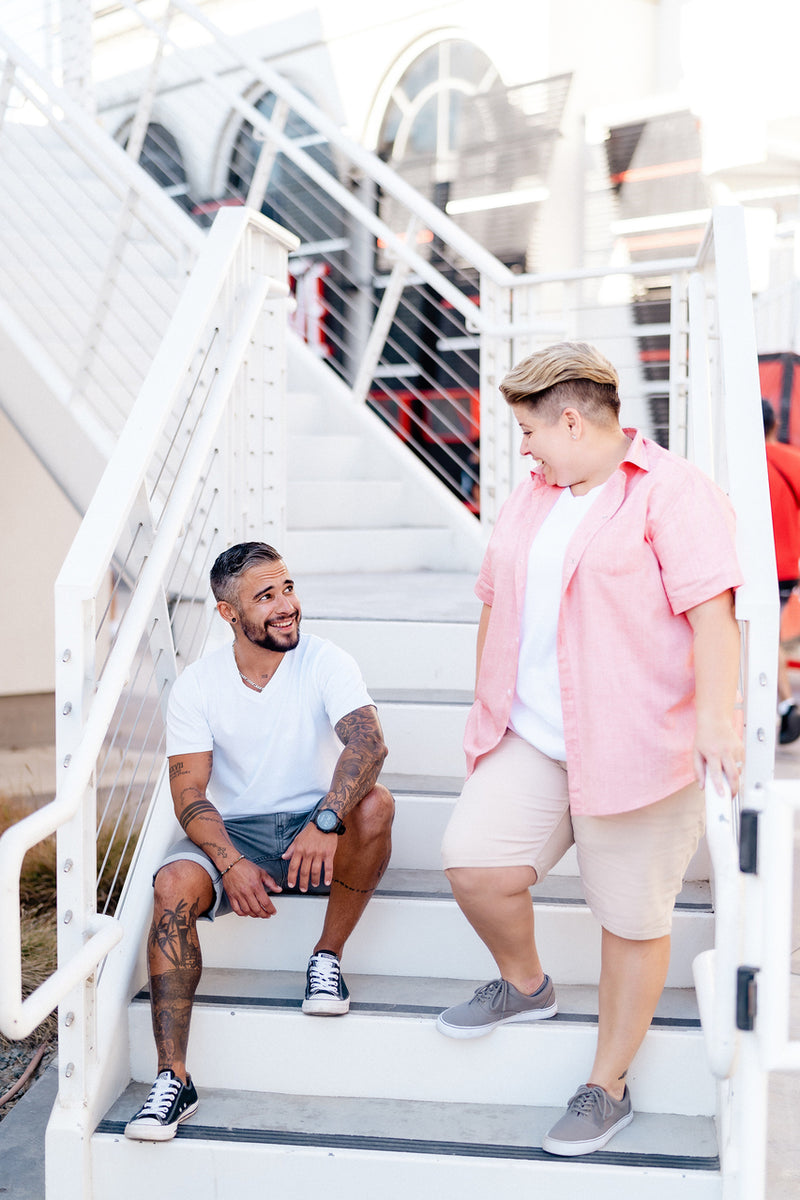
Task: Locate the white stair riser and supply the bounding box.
[285,528,461,574]
[127,1005,716,1115]
[288,433,390,479]
[379,701,469,776]
[195,897,713,988]
[391,795,454,869]
[289,481,440,529]
[91,1138,722,1200]
[390,797,710,882]
[302,618,478,692]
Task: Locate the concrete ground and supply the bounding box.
[1,711,798,1197]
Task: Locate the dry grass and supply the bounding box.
[0,793,141,1117]
[0,796,59,1115]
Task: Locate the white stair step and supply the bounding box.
[94,1088,721,1200]
[193,870,713,987]
[285,527,459,573]
[288,433,388,479]
[288,479,441,528]
[127,971,712,1112]
[302,617,479,691]
[378,694,470,776]
[297,572,480,624]
[388,788,710,881]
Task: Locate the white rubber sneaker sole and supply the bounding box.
[124,1098,199,1142]
[436,999,558,1039]
[302,995,351,1015]
[542,1107,633,1156]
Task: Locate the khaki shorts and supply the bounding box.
[442,729,705,940]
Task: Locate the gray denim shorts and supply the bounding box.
[155,809,331,920]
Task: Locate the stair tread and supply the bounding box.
[296,572,481,622]
[381,773,464,795]
[374,868,711,911]
[373,688,474,704]
[98,1085,719,1169]
[132,969,701,1026]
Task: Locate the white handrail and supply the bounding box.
[692,778,742,1078]
[756,780,800,1071]
[0,206,294,1041]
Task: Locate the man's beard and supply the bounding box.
[240,612,300,652]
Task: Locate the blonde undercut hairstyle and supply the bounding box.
[500,341,621,425]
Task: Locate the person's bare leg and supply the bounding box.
[314,784,394,956]
[778,642,794,704]
[445,865,544,994]
[148,859,215,1084]
[587,927,671,1099]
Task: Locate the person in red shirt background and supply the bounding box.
[763,398,800,744]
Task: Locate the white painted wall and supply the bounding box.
[0,411,80,695]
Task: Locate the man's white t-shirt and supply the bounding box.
[509,484,604,760]
[166,634,374,818]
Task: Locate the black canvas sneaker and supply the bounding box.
[124,1069,199,1141]
[302,950,350,1014]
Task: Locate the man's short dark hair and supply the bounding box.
[210,542,283,605]
[762,397,776,437]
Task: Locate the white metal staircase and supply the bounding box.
[0,10,796,1200]
[88,579,720,1199]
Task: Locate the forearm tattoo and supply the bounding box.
[178,794,221,833]
[330,706,387,817]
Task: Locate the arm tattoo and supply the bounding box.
[178,795,221,832]
[328,705,387,817]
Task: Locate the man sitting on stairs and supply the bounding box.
[125,541,394,1142]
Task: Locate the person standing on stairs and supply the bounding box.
[762,397,800,744]
[125,541,393,1142]
[437,343,743,1156]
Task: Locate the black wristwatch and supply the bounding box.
[311,800,346,835]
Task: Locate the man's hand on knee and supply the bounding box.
[282,825,337,891]
[223,859,281,918]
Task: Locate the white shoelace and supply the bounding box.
[308,953,341,995]
[137,1071,181,1120]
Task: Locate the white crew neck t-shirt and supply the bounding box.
[166,634,373,818]
[509,484,604,760]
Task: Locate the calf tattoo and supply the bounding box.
[150,899,202,970]
[149,901,202,1069]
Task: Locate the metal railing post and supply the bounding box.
[54,580,100,1113]
[479,277,513,527]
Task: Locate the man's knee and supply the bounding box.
[153,859,214,917]
[349,783,394,838]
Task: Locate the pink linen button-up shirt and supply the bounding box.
[464,430,743,816]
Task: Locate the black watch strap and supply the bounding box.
[311,801,346,835]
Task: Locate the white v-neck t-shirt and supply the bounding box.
[509,484,604,760]
[166,634,373,817]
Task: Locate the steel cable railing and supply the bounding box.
[88,0,698,517]
[0,208,296,1049]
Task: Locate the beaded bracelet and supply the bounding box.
[220,854,245,877]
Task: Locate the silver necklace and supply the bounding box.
[233,647,267,692]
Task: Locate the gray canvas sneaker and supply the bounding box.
[542,1083,633,1155]
[436,975,557,1038]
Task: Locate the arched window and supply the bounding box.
[123,123,190,211]
[226,91,341,249]
[376,39,570,269]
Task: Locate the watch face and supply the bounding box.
[315,809,338,832]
